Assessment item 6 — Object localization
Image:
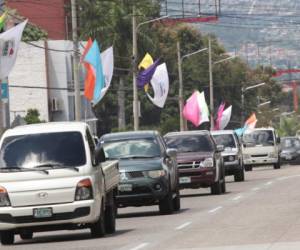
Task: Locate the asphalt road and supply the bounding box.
[4,164,300,250]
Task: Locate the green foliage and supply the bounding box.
[22,25,48,42]
[24,109,43,124]
[276,116,300,137]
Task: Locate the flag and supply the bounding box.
[0,11,7,31]
[235,113,257,136]
[183,90,210,127]
[99,46,114,100]
[220,105,232,130]
[82,38,94,101]
[0,19,28,80]
[214,102,225,130]
[83,40,105,105]
[137,59,160,89]
[138,53,153,70]
[146,63,169,108]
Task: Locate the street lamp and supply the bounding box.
[241,82,266,123]
[177,43,208,131]
[258,101,271,107]
[132,11,169,131]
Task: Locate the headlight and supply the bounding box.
[147,170,166,178]
[269,153,277,158]
[0,186,11,207]
[75,179,93,201]
[200,158,214,168]
[243,154,250,159]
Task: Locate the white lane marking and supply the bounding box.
[175,221,192,230]
[265,181,273,186]
[248,0,257,15]
[208,206,223,213]
[232,195,242,201]
[252,187,261,191]
[130,243,149,250]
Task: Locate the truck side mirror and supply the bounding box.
[166,148,177,158]
[216,145,224,153]
[95,147,106,164]
[277,137,281,144]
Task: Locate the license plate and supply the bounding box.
[179,177,191,184]
[33,207,52,218]
[118,184,133,192]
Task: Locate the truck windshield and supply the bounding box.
[164,135,214,153]
[0,132,86,170]
[243,130,275,147]
[103,138,161,159]
[213,134,236,149]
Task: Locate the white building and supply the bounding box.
[8,40,97,133]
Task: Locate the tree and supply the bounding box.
[24,109,43,124]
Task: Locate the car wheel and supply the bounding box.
[105,196,117,234]
[90,202,106,238]
[245,165,253,171]
[1,231,14,245]
[274,161,281,169]
[20,231,33,240]
[173,188,181,211]
[159,187,174,215]
[234,164,245,182]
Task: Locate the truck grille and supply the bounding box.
[178,161,201,169]
[251,154,268,158]
[127,171,144,178]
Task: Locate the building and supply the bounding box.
[6,0,70,40]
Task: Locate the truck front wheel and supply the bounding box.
[1,231,14,245]
[90,202,106,238]
[105,196,117,234]
[159,187,174,215]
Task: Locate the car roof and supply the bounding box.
[3,122,89,137]
[211,130,235,135]
[164,130,210,137]
[101,130,159,142]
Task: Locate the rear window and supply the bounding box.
[213,134,236,149]
[164,134,214,153]
[0,132,86,169]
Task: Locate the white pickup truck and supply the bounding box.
[0,122,119,245]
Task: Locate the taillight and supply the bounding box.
[0,186,11,207]
[75,179,93,201]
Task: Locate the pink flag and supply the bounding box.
[214,102,225,130]
[183,92,200,127]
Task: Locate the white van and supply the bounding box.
[242,128,280,171]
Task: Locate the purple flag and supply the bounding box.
[137,59,160,89]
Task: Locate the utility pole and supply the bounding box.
[132,6,139,131]
[177,42,184,131]
[208,37,214,130]
[71,0,81,121]
[118,77,126,130]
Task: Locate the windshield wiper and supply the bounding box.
[120,155,160,159]
[0,167,49,174]
[34,163,79,172]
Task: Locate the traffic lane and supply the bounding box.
[154,165,300,249]
[2,164,298,250]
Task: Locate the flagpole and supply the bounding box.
[71,0,81,121]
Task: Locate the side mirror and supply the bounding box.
[216,145,224,153]
[166,148,177,158]
[277,137,281,144]
[94,147,106,165]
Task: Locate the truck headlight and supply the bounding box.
[200,158,214,168]
[75,179,93,201]
[147,170,166,178]
[269,153,277,158]
[0,186,11,207]
[243,154,250,159]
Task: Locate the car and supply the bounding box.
[211,130,245,182]
[0,122,119,245]
[99,131,180,215]
[280,137,300,164]
[164,131,226,195]
[242,127,281,171]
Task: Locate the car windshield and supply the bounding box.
[243,130,275,147]
[213,134,236,149]
[164,134,214,153]
[103,138,161,159]
[281,138,300,149]
[0,132,86,170]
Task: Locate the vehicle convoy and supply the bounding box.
[100,131,180,215]
[280,137,300,164]
[0,122,119,245]
[164,131,226,195]
[242,127,281,171]
[211,130,245,182]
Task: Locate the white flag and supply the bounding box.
[147,63,169,108]
[100,46,114,100]
[197,91,210,125]
[0,20,28,80]
[220,105,232,130]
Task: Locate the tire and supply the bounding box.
[159,188,174,215]
[234,164,245,182]
[20,231,33,240]
[1,231,14,245]
[245,165,253,172]
[221,166,226,194]
[173,188,181,212]
[274,161,281,169]
[90,202,106,238]
[105,197,117,234]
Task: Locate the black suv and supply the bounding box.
[99,131,180,215]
